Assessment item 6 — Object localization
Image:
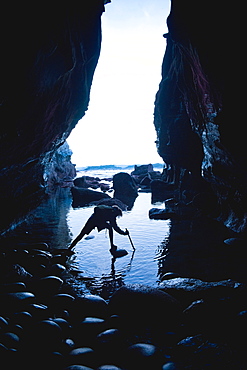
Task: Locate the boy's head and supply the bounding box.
[112,205,123,217]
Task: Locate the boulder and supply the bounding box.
[149,208,177,220]
[113,172,138,210]
[70,295,108,322]
[175,334,233,369]
[74,176,100,189]
[99,182,111,192]
[159,277,243,306]
[131,164,154,176]
[71,187,110,207]
[96,198,127,211]
[151,180,175,203]
[109,284,181,335]
[131,164,162,191]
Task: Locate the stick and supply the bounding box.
[127,231,136,251]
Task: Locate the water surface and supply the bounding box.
[4,167,170,297]
[67,191,170,296]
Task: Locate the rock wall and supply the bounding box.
[43,141,76,191]
[0,2,106,234]
[154,0,246,233]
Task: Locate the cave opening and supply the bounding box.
[67,0,171,168]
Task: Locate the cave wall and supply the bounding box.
[0,2,107,234]
[154,0,247,233]
[43,141,76,190]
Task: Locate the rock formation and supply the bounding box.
[0,2,106,234]
[71,187,110,208]
[44,142,76,190]
[154,0,246,233]
[113,172,138,210]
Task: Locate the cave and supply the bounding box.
[1,0,246,236]
[0,1,247,369]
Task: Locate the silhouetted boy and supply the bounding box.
[69,205,129,255]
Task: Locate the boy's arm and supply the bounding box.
[111,219,128,235]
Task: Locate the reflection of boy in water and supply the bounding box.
[69,205,129,255]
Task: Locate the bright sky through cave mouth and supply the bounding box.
[67,0,171,167]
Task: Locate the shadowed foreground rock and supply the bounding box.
[0,243,247,369]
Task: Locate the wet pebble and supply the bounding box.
[1,292,35,314]
[26,303,49,320]
[162,362,179,370]
[0,316,8,330]
[65,366,94,370]
[68,347,95,367]
[5,291,35,302]
[30,319,63,351]
[0,343,8,353]
[124,343,160,370]
[70,295,108,323]
[0,332,20,349]
[223,238,245,247]
[53,318,71,338]
[96,328,122,345]
[12,311,32,326]
[62,338,76,353]
[48,263,66,276]
[50,293,75,312]
[95,328,125,365]
[28,243,49,251]
[161,272,180,280]
[51,254,67,265]
[30,253,51,267]
[72,317,105,347]
[31,249,53,257]
[0,281,27,293]
[34,275,63,297]
[97,366,123,370]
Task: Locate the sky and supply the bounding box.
[67,0,171,167]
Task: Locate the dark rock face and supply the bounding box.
[44,142,76,190]
[154,0,246,233]
[113,172,138,210]
[131,164,162,193]
[71,187,110,208]
[0,2,105,234]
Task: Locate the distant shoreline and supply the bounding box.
[76,163,164,172]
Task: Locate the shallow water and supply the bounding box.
[5,167,170,297]
[67,191,170,296]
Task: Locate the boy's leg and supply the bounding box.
[105,224,117,254]
[69,230,86,250]
[69,216,96,250]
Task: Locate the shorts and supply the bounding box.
[83,214,110,234]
